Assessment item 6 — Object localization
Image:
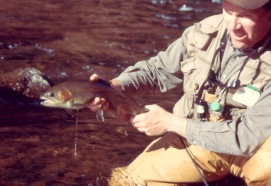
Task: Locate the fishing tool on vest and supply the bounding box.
[196,90,207,121]
[196,98,206,120]
[209,87,227,122]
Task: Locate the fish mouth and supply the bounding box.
[39,96,79,109]
[40,96,59,107]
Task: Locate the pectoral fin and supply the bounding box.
[96,109,105,122]
[59,88,73,103]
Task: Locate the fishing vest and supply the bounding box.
[173,14,271,120]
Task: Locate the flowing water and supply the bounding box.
[0,0,246,185]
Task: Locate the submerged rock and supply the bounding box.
[0,68,51,103]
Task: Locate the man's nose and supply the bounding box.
[228,16,241,31]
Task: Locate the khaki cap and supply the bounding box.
[226,0,269,10]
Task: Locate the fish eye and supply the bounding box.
[49,92,55,97]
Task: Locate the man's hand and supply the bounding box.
[131,104,187,137]
[87,74,109,112]
[87,74,122,113]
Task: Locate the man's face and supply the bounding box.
[223,0,271,49]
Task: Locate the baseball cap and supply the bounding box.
[226,0,269,10]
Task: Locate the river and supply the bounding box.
[0,0,245,185]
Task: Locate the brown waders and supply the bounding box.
[108,133,271,186]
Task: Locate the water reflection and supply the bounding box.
[0,0,245,185]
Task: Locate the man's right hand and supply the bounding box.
[87,74,109,112]
[87,74,122,113]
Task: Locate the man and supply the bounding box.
[89,0,271,185]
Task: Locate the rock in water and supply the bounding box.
[0,67,51,100]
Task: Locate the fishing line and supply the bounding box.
[180,138,209,186]
[74,109,79,158]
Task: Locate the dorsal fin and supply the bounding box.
[95,78,111,87]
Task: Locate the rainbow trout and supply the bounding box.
[40,79,146,122]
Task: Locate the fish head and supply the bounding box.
[40,86,75,109]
